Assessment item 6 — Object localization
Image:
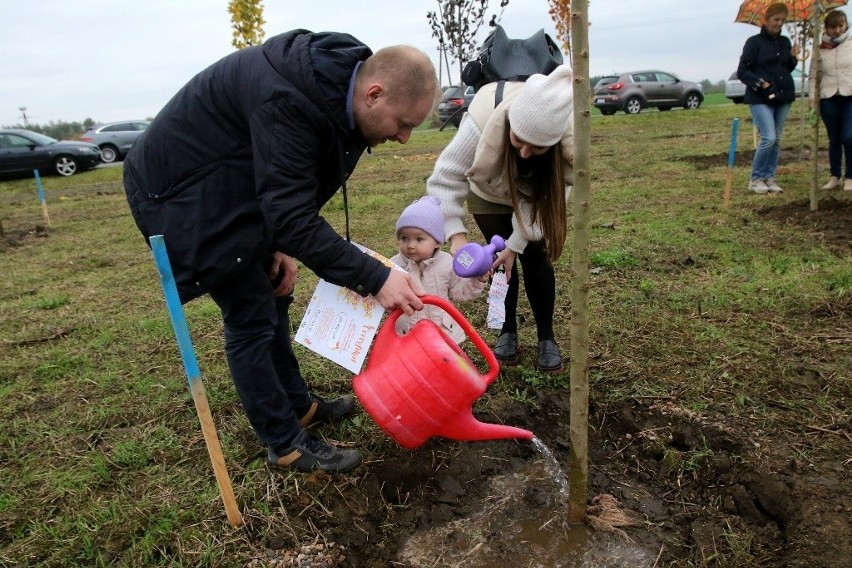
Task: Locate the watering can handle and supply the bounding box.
[383,295,500,385]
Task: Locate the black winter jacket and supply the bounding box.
[124,30,390,303]
[737,27,798,105]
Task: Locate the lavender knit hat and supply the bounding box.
[395,196,445,243]
[508,64,574,147]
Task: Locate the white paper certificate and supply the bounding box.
[295,244,399,373]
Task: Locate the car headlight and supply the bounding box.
[76,146,98,153]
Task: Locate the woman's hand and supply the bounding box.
[268,252,298,297]
[792,41,801,59]
[491,248,517,282]
[448,233,469,256]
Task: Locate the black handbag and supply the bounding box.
[461,25,563,91]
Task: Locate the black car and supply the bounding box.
[0,129,101,177]
[437,84,476,127]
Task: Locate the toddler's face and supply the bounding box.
[397,228,440,262]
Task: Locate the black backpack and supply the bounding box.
[461,25,564,99]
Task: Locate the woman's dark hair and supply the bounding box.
[501,126,567,263]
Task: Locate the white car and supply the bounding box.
[725,70,808,104]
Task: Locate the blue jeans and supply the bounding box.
[749,102,792,180]
[820,94,852,178]
[208,261,312,454]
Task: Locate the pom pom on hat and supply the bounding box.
[508,64,574,147]
[396,196,445,243]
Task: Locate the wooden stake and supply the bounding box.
[149,235,244,528]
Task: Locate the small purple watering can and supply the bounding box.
[452,235,506,278]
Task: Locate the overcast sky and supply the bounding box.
[2,0,848,127]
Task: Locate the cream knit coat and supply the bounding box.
[427,81,573,254]
[810,37,852,99]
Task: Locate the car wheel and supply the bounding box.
[624,97,642,114]
[54,155,78,177]
[600,109,616,116]
[99,144,118,163]
[658,106,672,112]
[684,93,702,110]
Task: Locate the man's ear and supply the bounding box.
[363,83,384,107]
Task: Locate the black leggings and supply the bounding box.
[473,213,556,342]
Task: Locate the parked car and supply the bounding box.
[0,129,101,177]
[81,120,149,163]
[437,84,476,127]
[593,70,704,115]
[724,69,808,104]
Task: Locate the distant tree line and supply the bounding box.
[1,119,97,141]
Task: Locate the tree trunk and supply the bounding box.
[568,0,591,524]
[810,10,821,212]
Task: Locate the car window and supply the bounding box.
[632,73,654,83]
[1,134,35,148]
[464,86,475,96]
[595,76,619,88]
[103,123,133,132]
[135,122,149,131]
[443,86,463,98]
[656,73,677,85]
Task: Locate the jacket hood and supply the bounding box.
[262,30,372,134]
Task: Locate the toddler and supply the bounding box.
[390,196,486,343]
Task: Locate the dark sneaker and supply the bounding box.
[537,339,564,373]
[268,430,362,473]
[298,394,357,428]
[493,332,519,364]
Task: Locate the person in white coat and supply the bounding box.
[811,9,852,191]
[427,65,574,373]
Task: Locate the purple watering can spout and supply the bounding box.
[453,235,506,278]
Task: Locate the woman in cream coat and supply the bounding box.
[811,9,852,191]
[427,65,573,373]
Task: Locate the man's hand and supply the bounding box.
[374,269,424,315]
[268,252,298,297]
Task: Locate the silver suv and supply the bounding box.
[81,120,149,163]
[593,70,704,115]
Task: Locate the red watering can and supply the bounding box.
[353,295,534,449]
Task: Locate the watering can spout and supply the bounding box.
[435,410,534,443]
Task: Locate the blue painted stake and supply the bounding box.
[33,170,51,227]
[149,235,243,527]
[723,118,740,209]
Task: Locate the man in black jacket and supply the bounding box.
[124,30,438,472]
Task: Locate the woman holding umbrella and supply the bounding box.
[737,2,801,194]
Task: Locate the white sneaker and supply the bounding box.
[765,178,783,193]
[748,179,769,194]
[844,179,852,191]
[822,176,841,190]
